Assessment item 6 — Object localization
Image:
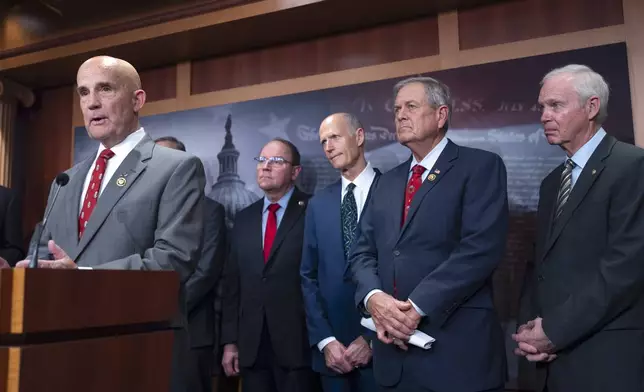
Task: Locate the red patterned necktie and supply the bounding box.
[78,149,115,239]
[402,164,426,225]
[263,203,280,263]
[394,164,426,297]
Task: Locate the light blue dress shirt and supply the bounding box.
[261,186,294,247]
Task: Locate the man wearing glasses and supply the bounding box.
[221,138,320,392]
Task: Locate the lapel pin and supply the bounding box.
[427,174,437,182]
[116,177,127,187]
[591,169,597,175]
[434,169,440,174]
[298,201,305,206]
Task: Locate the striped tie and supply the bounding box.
[554,158,575,220]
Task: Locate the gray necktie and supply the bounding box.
[555,158,575,220]
[341,183,358,259]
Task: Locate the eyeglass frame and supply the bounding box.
[254,156,298,167]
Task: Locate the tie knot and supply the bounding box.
[565,158,575,169]
[346,183,356,193]
[100,148,115,160]
[412,164,426,176]
[268,203,280,214]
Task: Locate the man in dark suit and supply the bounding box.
[350,76,509,392]
[0,186,24,266]
[18,56,205,392]
[155,136,228,392]
[221,138,319,392]
[513,64,644,392]
[301,113,378,392]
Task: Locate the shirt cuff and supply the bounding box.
[77,266,93,270]
[408,299,426,317]
[318,336,337,352]
[363,289,384,311]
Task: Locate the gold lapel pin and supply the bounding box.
[427,174,437,181]
[116,177,127,187]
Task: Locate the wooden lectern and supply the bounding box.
[0,268,179,392]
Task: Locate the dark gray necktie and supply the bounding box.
[341,183,358,259]
[555,158,575,220]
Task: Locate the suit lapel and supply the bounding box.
[64,157,94,249]
[388,160,412,234]
[265,188,307,269]
[543,135,616,258]
[328,180,343,257]
[247,201,265,275]
[397,140,458,243]
[538,171,560,261]
[72,135,154,261]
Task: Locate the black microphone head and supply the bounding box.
[55,173,70,186]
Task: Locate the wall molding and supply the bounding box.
[0,0,260,61]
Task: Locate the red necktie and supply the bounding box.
[263,203,280,263]
[402,164,426,225]
[394,164,426,297]
[79,148,115,239]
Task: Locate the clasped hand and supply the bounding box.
[366,292,421,350]
[512,317,557,362]
[323,336,371,374]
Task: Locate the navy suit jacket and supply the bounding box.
[350,140,508,391]
[300,170,380,375]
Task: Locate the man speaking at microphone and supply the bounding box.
[17,55,205,392]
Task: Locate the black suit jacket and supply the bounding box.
[0,186,24,266]
[221,187,311,369]
[186,197,227,348]
[523,135,644,392]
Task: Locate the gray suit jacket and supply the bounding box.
[31,134,206,327]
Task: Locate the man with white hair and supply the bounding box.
[350,76,509,391]
[514,64,644,392]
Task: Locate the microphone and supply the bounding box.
[28,173,70,268]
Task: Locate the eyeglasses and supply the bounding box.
[254,156,292,167]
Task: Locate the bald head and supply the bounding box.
[77,56,142,92]
[76,55,146,149]
[321,113,363,136]
[319,112,366,178]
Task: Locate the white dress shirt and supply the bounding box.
[363,137,449,318]
[341,162,377,221]
[76,128,146,270]
[318,163,378,352]
[79,128,146,213]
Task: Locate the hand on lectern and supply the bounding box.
[16,240,77,269]
[0,257,9,269]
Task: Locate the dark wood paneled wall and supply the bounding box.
[459,0,624,49]
[139,66,177,102]
[22,86,73,242]
[191,17,439,93]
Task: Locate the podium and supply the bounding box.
[0,268,179,392]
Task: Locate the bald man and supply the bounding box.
[301,113,379,392]
[19,56,206,392]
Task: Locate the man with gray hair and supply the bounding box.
[350,76,509,391]
[513,64,644,392]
